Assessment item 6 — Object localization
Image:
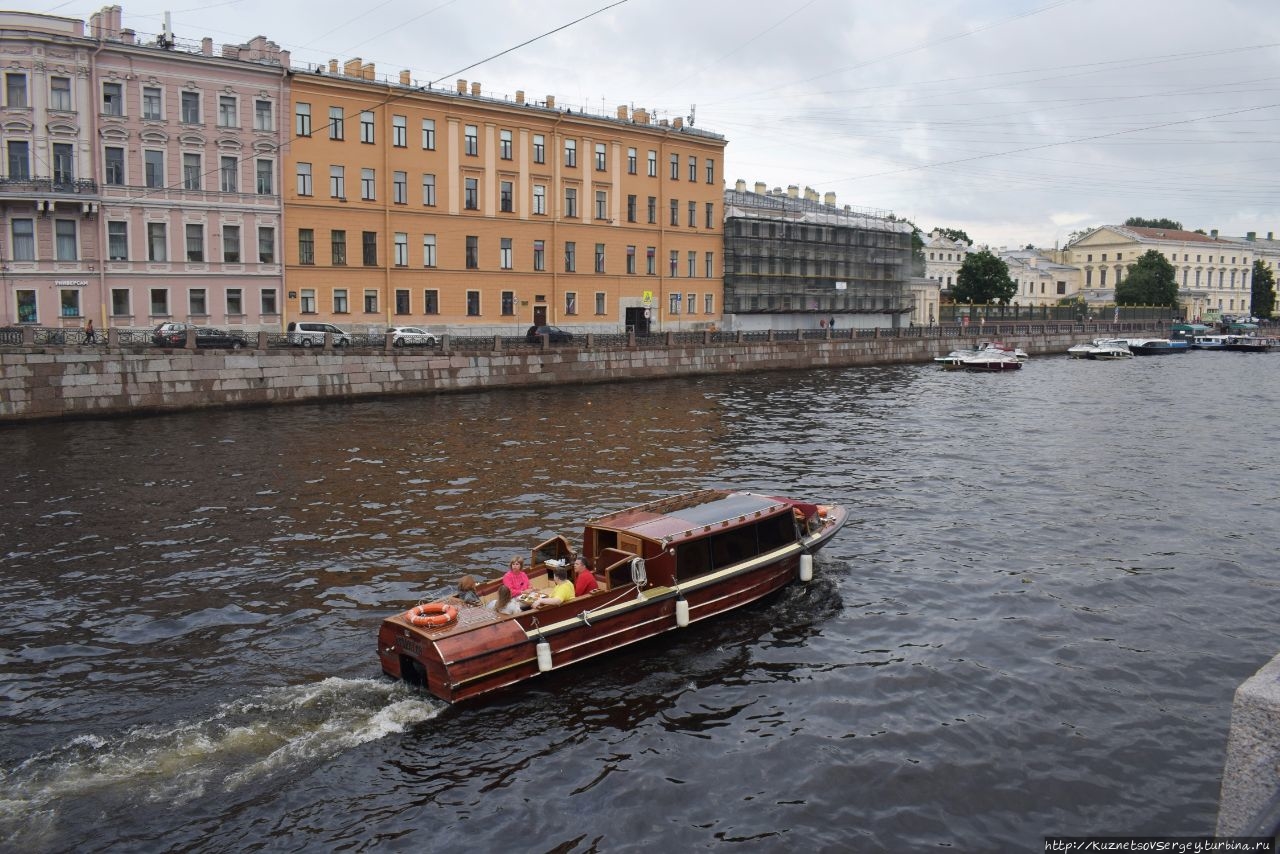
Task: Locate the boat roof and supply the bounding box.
[588,489,792,543]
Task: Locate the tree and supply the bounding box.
[1252,259,1277,319]
[953,250,1016,305]
[1125,216,1183,230]
[1116,249,1178,307]
[934,227,973,246]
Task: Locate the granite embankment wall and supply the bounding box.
[0,329,1095,423]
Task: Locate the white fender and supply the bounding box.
[676,597,690,628]
[536,639,552,672]
[799,553,814,582]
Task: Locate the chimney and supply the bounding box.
[1269,231,1274,240]
[202,37,213,56]
[546,95,555,109]
[515,90,525,105]
[470,81,481,96]
[344,58,363,77]
[824,191,837,207]
[632,108,648,124]
[121,29,135,45]
[1211,228,1218,238]
[1246,231,1256,241]
[735,179,746,192]
[787,185,799,198]
[616,105,628,120]
[329,59,339,74]
[362,63,375,80]
[804,187,818,202]
[754,181,766,194]
[672,116,683,129]
[399,70,411,85]
[457,79,467,94]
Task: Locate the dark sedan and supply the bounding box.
[525,325,573,344]
[153,326,250,349]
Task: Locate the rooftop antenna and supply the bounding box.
[687,104,696,127]
[157,11,175,49]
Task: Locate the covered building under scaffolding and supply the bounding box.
[722,182,915,331]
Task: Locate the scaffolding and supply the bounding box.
[723,189,914,315]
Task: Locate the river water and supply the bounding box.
[1,351,1278,852]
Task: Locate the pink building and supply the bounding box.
[0,5,289,330]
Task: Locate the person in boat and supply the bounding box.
[453,574,481,606]
[572,556,598,597]
[489,585,523,616]
[537,566,574,607]
[502,557,531,595]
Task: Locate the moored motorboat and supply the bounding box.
[1124,338,1178,355]
[1220,335,1273,352]
[377,489,847,703]
[962,349,1022,371]
[977,340,1029,361]
[934,349,975,369]
[1192,335,1228,350]
[1086,339,1134,360]
[1067,342,1095,359]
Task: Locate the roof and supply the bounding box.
[589,490,789,543]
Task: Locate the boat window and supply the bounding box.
[594,529,617,554]
[710,526,757,569]
[757,512,798,552]
[675,539,713,579]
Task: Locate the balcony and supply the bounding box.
[0,177,99,198]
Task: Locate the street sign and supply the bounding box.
[641,290,654,307]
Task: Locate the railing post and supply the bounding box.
[767,329,775,342]
[627,330,636,348]
[107,327,120,348]
[440,334,451,355]
[384,332,396,352]
[586,332,595,349]
[494,335,504,352]
[665,331,674,347]
[185,328,197,350]
[323,331,333,351]
[736,330,745,344]
[23,326,35,346]
[256,331,269,350]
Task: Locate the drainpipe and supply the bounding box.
[277,62,288,333]
[549,109,564,326]
[91,38,107,331]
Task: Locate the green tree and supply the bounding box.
[1116,250,1178,307]
[1252,259,1277,319]
[953,250,1016,305]
[1124,216,1183,230]
[934,227,973,246]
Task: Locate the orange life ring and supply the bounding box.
[405,602,458,628]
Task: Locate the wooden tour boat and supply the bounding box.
[377,489,848,703]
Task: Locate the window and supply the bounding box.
[7,140,30,180]
[669,293,681,314]
[466,291,480,316]
[500,129,512,159]
[627,194,637,223]
[595,243,605,273]
[670,199,679,226]
[392,114,406,147]
[330,106,344,140]
[705,158,715,184]
[688,251,696,277]
[5,73,26,108]
[150,288,169,315]
[393,171,407,204]
[224,225,241,262]
[706,202,714,229]
[533,134,545,163]
[218,95,237,127]
[464,124,478,155]
[564,138,577,167]
[705,251,714,278]
[361,231,376,266]
[423,234,436,267]
[688,201,696,227]
[147,222,167,261]
[298,228,314,265]
[422,173,436,206]
[361,168,375,201]
[50,76,71,111]
[424,290,439,314]
[464,177,478,209]
[220,156,238,192]
[500,237,513,270]
[181,91,200,124]
[416,118,434,150]
[183,153,201,190]
[144,150,165,188]
[364,290,378,313]
[331,230,347,265]
[394,233,408,266]
[111,288,130,316]
[564,241,576,272]
[143,86,162,120]
[11,219,35,261]
[330,165,345,198]
[52,143,74,184]
[60,288,82,318]
[646,246,656,275]
[626,246,636,275]
[395,289,410,315]
[334,289,349,313]
[190,289,208,315]
[55,219,78,261]
[16,289,36,323]
[254,99,273,131]
[687,292,696,313]
[501,291,515,316]
[258,227,275,263]
[565,187,577,217]
[647,150,657,177]
[669,153,679,179]
[533,240,545,271]
[227,288,243,315]
[596,190,608,220]
[595,142,606,171]
[647,196,657,224]
[300,289,316,313]
[466,235,478,269]
[670,250,679,276]
[500,180,513,212]
[533,184,546,215]
[108,221,128,261]
[705,293,714,314]
[185,224,204,261]
[360,111,375,143]
[297,162,312,196]
[595,292,606,315]
[256,159,274,195]
[262,289,278,315]
[102,81,122,115]
[627,147,637,174]
[688,155,697,182]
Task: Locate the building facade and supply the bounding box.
[998,248,1080,307]
[922,230,970,290]
[722,182,913,331]
[1,6,288,329]
[283,66,727,334]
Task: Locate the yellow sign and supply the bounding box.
[642,290,654,305]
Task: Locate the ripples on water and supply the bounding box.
[2,353,1278,851]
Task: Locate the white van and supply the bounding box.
[287,321,351,347]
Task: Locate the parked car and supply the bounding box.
[152,324,249,349]
[287,321,351,347]
[387,326,438,347]
[152,321,192,346]
[525,325,573,344]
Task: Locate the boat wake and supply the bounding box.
[0,677,439,841]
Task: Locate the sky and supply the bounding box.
[43,0,1280,250]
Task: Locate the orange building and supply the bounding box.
[283,64,726,334]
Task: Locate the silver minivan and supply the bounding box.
[287,321,351,347]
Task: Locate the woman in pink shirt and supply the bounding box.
[502,557,531,595]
